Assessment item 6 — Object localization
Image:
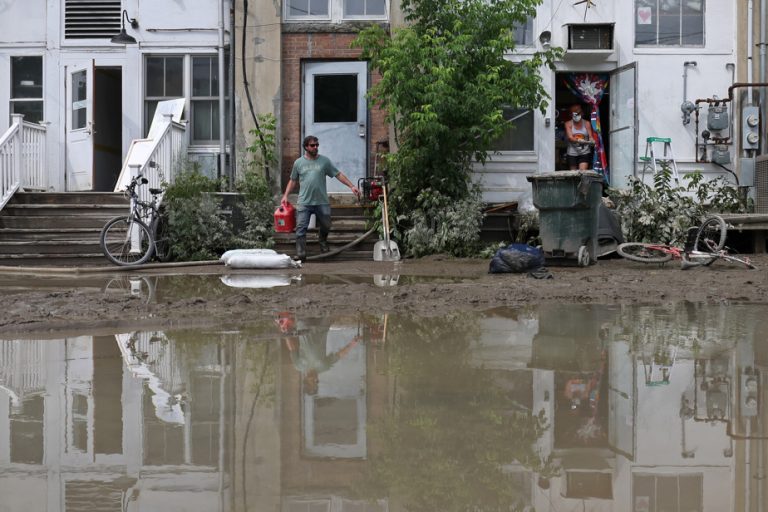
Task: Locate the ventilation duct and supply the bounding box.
[65,0,122,39]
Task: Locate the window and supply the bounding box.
[144,55,229,145]
[191,56,229,144]
[144,56,184,135]
[285,0,387,21]
[635,0,704,46]
[490,107,534,152]
[633,473,702,512]
[514,18,534,46]
[10,56,44,123]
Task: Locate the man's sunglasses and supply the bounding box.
[307,143,319,147]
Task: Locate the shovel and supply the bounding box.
[373,183,400,261]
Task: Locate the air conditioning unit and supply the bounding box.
[756,155,768,213]
[568,24,614,50]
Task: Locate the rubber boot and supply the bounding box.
[295,236,307,261]
[319,233,330,253]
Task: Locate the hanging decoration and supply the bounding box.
[574,0,597,21]
[564,73,610,183]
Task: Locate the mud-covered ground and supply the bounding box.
[2,253,768,335]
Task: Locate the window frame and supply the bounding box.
[190,55,229,146]
[283,0,388,22]
[634,0,705,48]
[143,54,230,147]
[489,106,536,154]
[10,55,45,124]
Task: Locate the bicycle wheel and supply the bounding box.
[100,216,154,266]
[694,215,727,253]
[617,243,673,263]
[152,214,172,262]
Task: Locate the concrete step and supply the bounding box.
[0,215,120,229]
[0,253,111,267]
[0,240,104,255]
[0,228,104,241]
[0,204,129,216]
[10,192,127,205]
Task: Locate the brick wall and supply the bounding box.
[281,32,388,190]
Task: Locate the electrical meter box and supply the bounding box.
[742,105,760,150]
[708,104,729,131]
[712,145,731,164]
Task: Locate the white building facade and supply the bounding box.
[0,0,230,192]
[480,0,739,208]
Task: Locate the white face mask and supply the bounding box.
[572,114,582,122]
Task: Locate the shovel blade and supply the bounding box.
[373,240,401,261]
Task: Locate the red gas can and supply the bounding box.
[274,202,296,232]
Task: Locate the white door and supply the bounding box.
[609,62,638,189]
[66,62,94,191]
[303,62,367,194]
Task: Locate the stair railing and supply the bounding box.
[0,114,48,211]
[115,113,187,211]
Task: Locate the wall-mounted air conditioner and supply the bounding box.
[568,24,614,50]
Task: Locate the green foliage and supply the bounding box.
[163,165,230,261]
[232,112,279,248]
[233,169,276,248]
[403,187,485,257]
[353,0,560,220]
[608,164,749,244]
[246,113,278,180]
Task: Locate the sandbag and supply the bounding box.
[225,252,301,269]
[220,248,277,264]
[220,274,298,288]
[489,243,545,274]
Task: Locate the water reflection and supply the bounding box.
[0,303,767,510]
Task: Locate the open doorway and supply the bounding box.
[93,67,122,191]
[554,72,611,173]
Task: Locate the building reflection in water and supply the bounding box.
[0,303,767,511]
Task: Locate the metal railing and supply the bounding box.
[0,114,48,210]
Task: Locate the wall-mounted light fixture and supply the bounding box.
[539,30,552,48]
[111,10,139,45]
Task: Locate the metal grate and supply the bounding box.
[568,24,614,50]
[64,0,122,39]
[756,155,768,213]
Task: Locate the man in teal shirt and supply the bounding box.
[281,135,360,260]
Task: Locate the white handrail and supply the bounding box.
[0,116,22,210]
[0,114,48,211]
[115,114,187,208]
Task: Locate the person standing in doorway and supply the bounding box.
[281,135,360,261]
[564,104,596,171]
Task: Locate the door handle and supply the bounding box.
[358,123,366,138]
[86,121,95,135]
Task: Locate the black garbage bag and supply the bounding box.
[489,243,545,274]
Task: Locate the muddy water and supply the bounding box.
[1,303,767,511]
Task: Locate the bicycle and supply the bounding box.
[617,215,756,270]
[100,174,169,266]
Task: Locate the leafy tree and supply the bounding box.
[353,0,560,254]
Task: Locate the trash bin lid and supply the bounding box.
[526,171,601,182]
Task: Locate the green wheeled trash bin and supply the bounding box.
[526,171,603,267]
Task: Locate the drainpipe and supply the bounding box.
[749,0,754,102]
[229,1,236,181]
[218,0,227,184]
[760,0,768,155]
